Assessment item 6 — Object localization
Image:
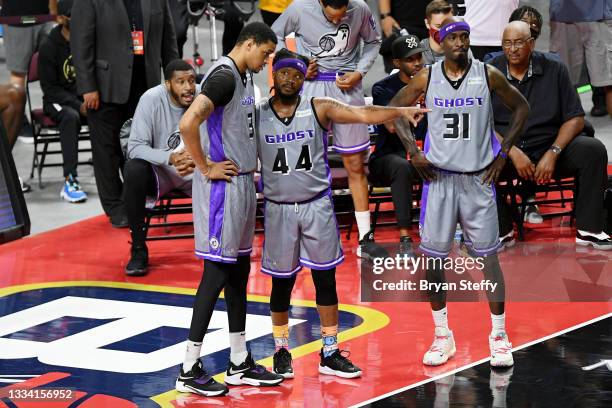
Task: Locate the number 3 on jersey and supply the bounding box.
[272,145,313,174]
[443,113,470,140]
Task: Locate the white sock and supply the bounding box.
[432,307,448,329]
[491,312,506,335]
[577,229,609,240]
[229,331,248,366]
[355,211,371,240]
[182,340,202,372]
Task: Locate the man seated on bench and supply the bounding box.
[489,21,611,250]
[369,34,427,256]
[124,60,197,276]
[39,0,87,202]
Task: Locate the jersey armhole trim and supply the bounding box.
[425,67,432,95]
[484,63,492,92]
[310,97,328,131]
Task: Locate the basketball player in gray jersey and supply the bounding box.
[272,0,387,260]
[390,18,530,368]
[258,49,428,379]
[175,23,283,397]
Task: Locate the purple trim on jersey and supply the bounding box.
[261,264,303,277]
[490,128,501,156]
[423,130,431,153]
[419,180,430,227]
[207,106,225,162]
[333,139,371,153]
[322,130,332,186]
[208,180,226,257]
[195,250,238,264]
[300,254,345,270]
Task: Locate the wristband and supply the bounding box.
[498,150,508,159]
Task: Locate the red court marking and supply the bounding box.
[0,214,610,407]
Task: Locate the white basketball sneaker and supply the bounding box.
[423,327,456,366]
[489,331,514,367]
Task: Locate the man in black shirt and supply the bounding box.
[369,35,426,255]
[72,0,178,227]
[39,0,88,203]
[490,21,611,250]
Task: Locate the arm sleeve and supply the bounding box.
[200,67,236,107]
[127,94,173,165]
[270,1,300,51]
[71,0,98,95]
[356,5,382,76]
[38,45,82,110]
[557,62,585,122]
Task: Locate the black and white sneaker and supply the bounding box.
[176,359,228,397]
[319,349,362,379]
[225,352,284,386]
[576,231,612,250]
[357,230,389,260]
[273,347,294,379]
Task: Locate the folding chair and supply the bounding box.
[26,52,92,188]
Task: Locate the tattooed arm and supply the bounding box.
[388,69,436,180]
[179,94,238,181]
[312,97,428,130]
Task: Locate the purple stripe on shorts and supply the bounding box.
[419,180,430,227]
[207,106,225,162]
[419,244,449,258]
[261,264,302,277]
[333,140,371,154]
[300,254,345,270]
[208,181,226,257]
[311,72,341,81]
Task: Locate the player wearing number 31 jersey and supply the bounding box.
[256,49,428,379]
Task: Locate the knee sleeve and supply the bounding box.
[270,275,296,313]
[312,268,338,306]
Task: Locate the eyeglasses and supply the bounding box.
[501,38,533,50]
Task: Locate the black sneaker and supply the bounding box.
[110,213,129,228]
[126,244,148,276]
[576,231,612,251]
[273,348,294,379]
[399,236,414,258]
[225,352,284,386]
[357,230,389,260]
[591,105,607,117]
[319,349,362,379]
[176,359,228,397]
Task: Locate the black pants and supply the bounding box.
[88,66,147,217]
[260,10,280,27]
[44,104,84,178]
[470,45,502,61]
[497,135,608,236]
[368,152,419,228]
[222,1,245,55]
[169,0,189,58]
[124,159,157,243]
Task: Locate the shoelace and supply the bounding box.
[492,336,512,354]
[429,335,450,353]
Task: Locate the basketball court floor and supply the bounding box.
[0,211,610,407]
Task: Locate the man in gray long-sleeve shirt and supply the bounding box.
[271,0,387,259]
[123,60,196,276]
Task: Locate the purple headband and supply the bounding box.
[439,21,471,42]
[272,58,307,76]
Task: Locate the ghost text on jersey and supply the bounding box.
[433,97,484,108]
[264,129,316,144]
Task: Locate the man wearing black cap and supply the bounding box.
[369,34,426,256]
[39,0,88,203]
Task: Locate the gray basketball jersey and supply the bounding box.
[424,59,500,172]
[256,97,330,203]
[201,56,257,172]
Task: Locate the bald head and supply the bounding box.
[502,20,534,67]
[503,21,531,39]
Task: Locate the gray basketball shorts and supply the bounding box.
[193,171,256,263]
[419,170,500,258]
[302,79,370,154]
[145,166,192,209]
[261,194,344,277]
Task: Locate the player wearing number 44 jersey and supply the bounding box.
[257,49,428,379]
[390,18,530,368]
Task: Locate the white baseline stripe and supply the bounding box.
[351,312,612,408]
[0,375,38,377]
